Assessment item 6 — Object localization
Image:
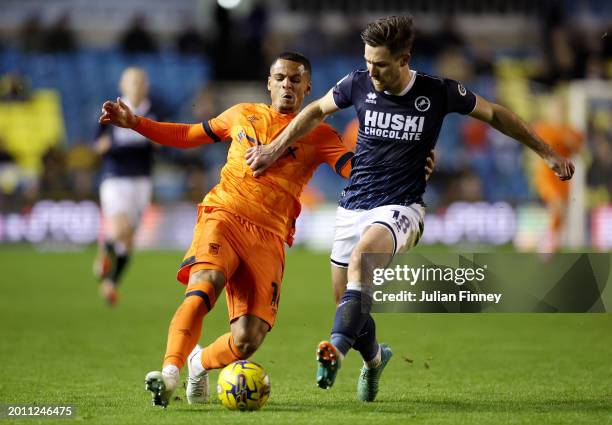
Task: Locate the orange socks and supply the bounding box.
[161,278,250,371]
[551,213,562,233]
[163,281,216,369]
[201,333,247,370]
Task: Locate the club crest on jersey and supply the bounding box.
[208,243,220,255]
[365,92,377,104]
[415,96,431,112]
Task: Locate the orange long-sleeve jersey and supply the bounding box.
[134,103,353,245]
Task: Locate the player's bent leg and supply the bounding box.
[107,214,135,285]
[230,315,270,358]
[330,225,394,395]
[187,315,269,404]
[146,268,225,407]
[318,225,394,390]
[98,214,135,305]
[164,269,225,368]
[330,225,393,356]
[333,264,379,368]
[346,224,395,285]
[315,266,348,390]
[330,263,381,393]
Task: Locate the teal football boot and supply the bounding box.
[356,343,393,401]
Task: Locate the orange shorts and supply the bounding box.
[177,206,285,328]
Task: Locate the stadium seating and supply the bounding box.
[0,48,534,202]
[0,49,211,143]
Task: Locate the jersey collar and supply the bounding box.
[269,104,298,118]
[383,70,417,96]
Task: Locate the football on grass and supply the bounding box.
[217,360,270,411]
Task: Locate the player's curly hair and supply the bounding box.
[361,15,415,56]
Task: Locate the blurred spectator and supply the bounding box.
[40,146,68,197]
[210,3,269,80]
[185,82,227,192]
[176,24,205,55]
[471,40,495,78]
[210,4,233,79]
[586,112,612,205]
[602,26,612,59]
[434,15,465,51]
[189,83,219,121]
[0,137,20,203]
[119,15,158,53]
[288,17,331,58]
[42,12,76,52]
[0,137,15,165]
[533,95,582,253]
[181,156,208,203]
[243,1,269,79]
[413,15,464,58]
[454,169,484,202]
[435,46,474,82]
[66,141,97,198]
[587,131,612,199]
[0,74,30,101]
[19,14,45,52]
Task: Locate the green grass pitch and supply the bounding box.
[0,246,610,424]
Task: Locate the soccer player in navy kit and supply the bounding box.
[246,16,575,401]
[94,67,163,305]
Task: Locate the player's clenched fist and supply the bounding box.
[545,154,575,181]
[99,97,139,129]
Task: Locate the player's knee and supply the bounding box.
[349,247,364,268]
[232,330,264,357]
[115,234,133,252]
[110,214,133,238]
[231,317,268,357]
[188,269,225,292]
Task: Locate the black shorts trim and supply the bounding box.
[330,258,349,268]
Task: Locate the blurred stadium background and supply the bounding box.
[0,0,611,252]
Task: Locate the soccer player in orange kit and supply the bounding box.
[99,52,356,408]
[533,97,582,254]
[100,51,436,408]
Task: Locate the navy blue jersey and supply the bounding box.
[333,69,476,210]
[97,98,163,179]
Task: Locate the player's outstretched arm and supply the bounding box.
[469,95,575,181]
[246,90,341,177]
[98,98,216,149]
